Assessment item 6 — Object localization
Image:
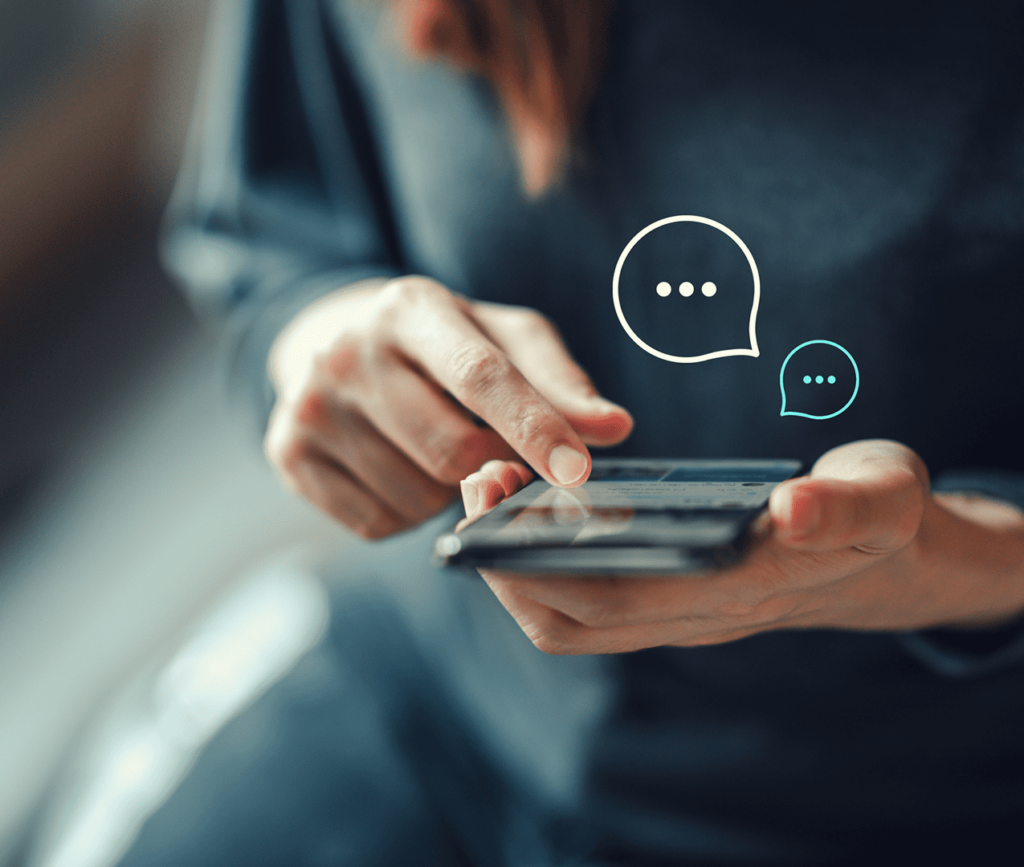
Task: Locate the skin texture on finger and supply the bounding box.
[478,539,912,653]
[349,347,516,485]
[268,278,391,402]
[381,278,593,486]
[471,441,1024,651]
[479,495,1024,651]
[265,291,1020,650]
[291,449,408,539]
[770,440,928,553]
[474,505,926,654]
[475,538,854,632]
[266,401,408,538]
[459,441,925,651]
[470,302,635,447]
[479,570,769,654]
[296,394,458,524]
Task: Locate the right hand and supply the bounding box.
[265,275,633,539]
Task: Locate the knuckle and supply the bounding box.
[448,426,489,463]
[357,524,391,541]
[397,482,457,524]
[279,440,312,477]
[263,414,287,465]
[264,425,308,476]
[378,278,417,310]
[523,611,587,655]
[350,522,376,540]
[324,340,363,385]
[510,305,552,332]
[422,427,488,481]
[351,509,400,540]
[379,275,448,314]
[507,403,556,447]
[427,454,467,485]
[445,342,510,399]
[528,627,573,656]
[418,485,459,517]
[295,390,332,429]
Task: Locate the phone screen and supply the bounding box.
[435,459,801,574]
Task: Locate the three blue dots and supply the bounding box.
[803,375,836,384]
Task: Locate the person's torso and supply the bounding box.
[332,0,1024,475]
[325,4,1024,860]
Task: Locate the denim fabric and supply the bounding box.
[118,509,610,866]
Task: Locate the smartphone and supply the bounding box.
[434,458,801,574]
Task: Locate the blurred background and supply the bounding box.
[0,2,346,863]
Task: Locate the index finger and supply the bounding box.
[470,302,634,447]
[386,280,592,487]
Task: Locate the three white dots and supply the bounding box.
[656,281,717,298]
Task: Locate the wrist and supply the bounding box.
[924,492,1024,629]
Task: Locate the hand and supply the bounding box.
[265,276,633,538]
[462,440,1024,654]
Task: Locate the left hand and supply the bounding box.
[460,441,1024,654]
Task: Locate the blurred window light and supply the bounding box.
[31,557,329,867]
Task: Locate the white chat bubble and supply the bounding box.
[612,216,760,363]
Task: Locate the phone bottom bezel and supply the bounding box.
[439,543,741,575]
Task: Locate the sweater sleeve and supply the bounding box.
[898,470,1024,677]
[162,0,404,429]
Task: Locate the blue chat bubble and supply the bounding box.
[779,340,859,420]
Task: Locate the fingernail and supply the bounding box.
[480,479,505,511]
[592,397,627,414]
[548,444,588,486]
[788,490,821,538]
[460,479,480,517]
[575,394,623,414]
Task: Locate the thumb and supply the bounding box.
[770,440,929,553]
